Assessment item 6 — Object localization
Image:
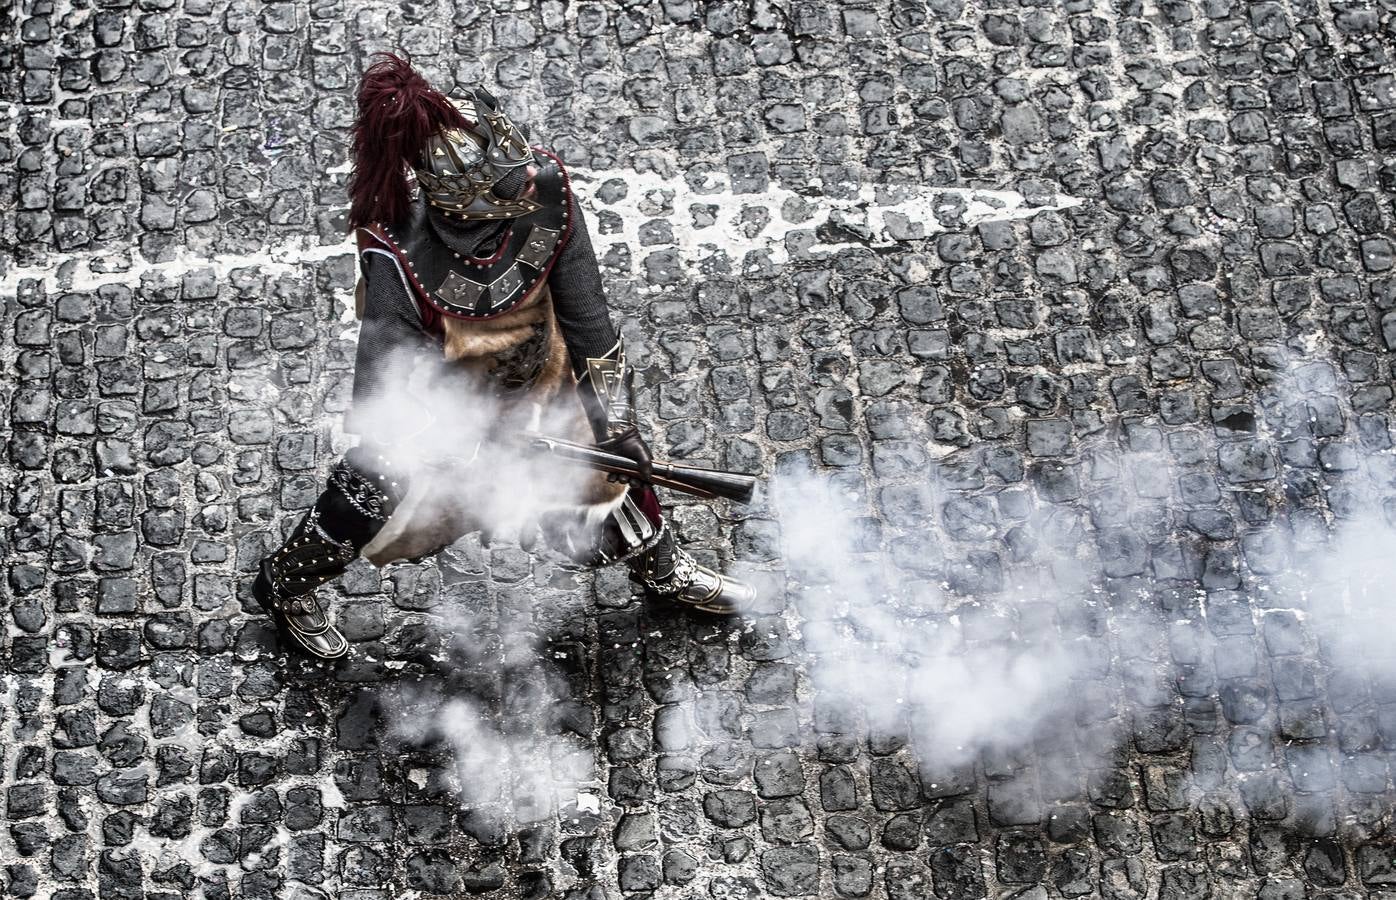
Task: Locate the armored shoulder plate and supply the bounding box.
[357,148,572,322]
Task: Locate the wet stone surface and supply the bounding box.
[5,0,1396,898]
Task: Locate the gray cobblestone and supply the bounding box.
[4,0,1396,895]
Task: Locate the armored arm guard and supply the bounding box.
[577,338,636,441]
[575,338,653,483]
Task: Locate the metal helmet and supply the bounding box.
[412,86,540,221]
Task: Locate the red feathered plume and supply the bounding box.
[347,52,469,228]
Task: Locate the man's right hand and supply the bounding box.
[597,425,653,484]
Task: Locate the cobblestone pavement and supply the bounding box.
[5,0,1396,897]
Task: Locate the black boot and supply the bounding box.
[252,508,356,660]
[253,451,403,660]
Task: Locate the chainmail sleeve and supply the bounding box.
[344,252,438,435]
[549,189,622,374]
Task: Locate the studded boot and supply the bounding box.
[252,450,404,660]
[252,508,357,659]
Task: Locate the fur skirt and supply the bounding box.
[359,284,625,566]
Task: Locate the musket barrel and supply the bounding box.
[521,433,758,503]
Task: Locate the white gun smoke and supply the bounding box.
[342,345,614,557]
[768,468,1084,770]
[312,324,1395,836]
[323,345,627,821]
[762,368,1396,820]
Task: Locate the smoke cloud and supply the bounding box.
[314,344,634,825]
[344,345,617,558]
[382,609,582,824]
[766,461,1096,809]
[769,468,1085,770]
[306,316,1394,841]
[762,361,1396,825]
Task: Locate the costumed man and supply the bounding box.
[251,54,755,660]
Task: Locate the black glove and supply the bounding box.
[597,424,653,484]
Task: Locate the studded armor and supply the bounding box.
[358,148,572,322]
